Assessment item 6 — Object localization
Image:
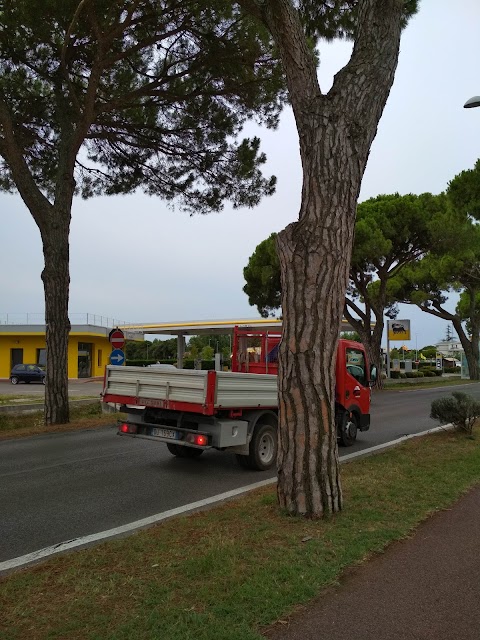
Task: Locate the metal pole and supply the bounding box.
[177,334,185,369]
[386,319,391,378]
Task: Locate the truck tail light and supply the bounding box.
[186,433,208,446]
[119,423,137,434]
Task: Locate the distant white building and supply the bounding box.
[435,338,463,356]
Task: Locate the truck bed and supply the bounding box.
[103,365,278,414]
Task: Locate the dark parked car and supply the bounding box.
[10,364,46,385]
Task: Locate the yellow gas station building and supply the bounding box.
[0,323,141,380]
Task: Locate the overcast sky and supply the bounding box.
[1,0,479,349]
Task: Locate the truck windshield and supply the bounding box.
[346,348,367,386]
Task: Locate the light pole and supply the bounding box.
[464,96,480,109]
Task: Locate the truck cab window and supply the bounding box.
[346,348,367,386]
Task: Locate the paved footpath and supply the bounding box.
[265,484,480,640]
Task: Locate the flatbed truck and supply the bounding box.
[103,327,376,470]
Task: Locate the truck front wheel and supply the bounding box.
[338,412,358,447]
[236,422,277,471]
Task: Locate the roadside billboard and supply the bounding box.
[387,319,411,341]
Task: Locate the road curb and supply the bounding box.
[0,423,453,575]
[340,423,454,463]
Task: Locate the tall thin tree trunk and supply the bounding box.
[453,318,480,381]
[367,319,385,389]
[40,210,71,424]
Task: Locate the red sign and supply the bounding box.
[109,328,125,350]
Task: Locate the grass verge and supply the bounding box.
[0,403,122,440]
[0,394,45,405]
[1,430,479,640]
[0,394,99,405]
[382,377,477,390]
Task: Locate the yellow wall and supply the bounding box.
[0,331,112,379]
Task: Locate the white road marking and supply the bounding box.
[0,424,453,574]
[0,478,276,573]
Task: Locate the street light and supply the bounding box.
[464,96,480,109]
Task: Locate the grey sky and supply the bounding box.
[1,0,479,349]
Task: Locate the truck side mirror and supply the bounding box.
[370,365,378,383]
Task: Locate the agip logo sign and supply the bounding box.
[387,319,411,341]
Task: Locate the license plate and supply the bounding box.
[151,427,177,440]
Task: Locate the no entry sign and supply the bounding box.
[109,328,125,350]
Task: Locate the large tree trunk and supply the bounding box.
[276,170,358,515]
[254,0,403,517]
[40,210,71,424]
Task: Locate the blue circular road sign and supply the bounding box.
[110,349,126,366]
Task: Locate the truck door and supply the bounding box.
[344,346,370,417]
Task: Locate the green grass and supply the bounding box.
[0,402,121,439]
[0,393,99,405]
[383,377,477,390]
[1,430,479,640]
[0,394,45,405]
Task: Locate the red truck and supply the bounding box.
[103,327,376,470]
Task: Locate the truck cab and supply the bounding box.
[232,327,374,446]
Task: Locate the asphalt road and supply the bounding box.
[0,378,103,397]
[1,382,479,563]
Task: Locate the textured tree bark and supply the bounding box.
[276,124,359,516]
[252,0,404,517]
[40,211,71,424]
[453,317,480,381]
[0,101,74,425]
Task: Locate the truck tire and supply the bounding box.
[236,422,277,471]
[339,412,358,447]
[166,443,203,458]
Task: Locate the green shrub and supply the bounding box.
[390,370,401,379]
[418,362,436,370]
[421,366,443,377]
[423,370,436,377]
[430,392,480,435]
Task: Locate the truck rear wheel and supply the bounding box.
[166,443,204,458]
[236,422,277,471]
